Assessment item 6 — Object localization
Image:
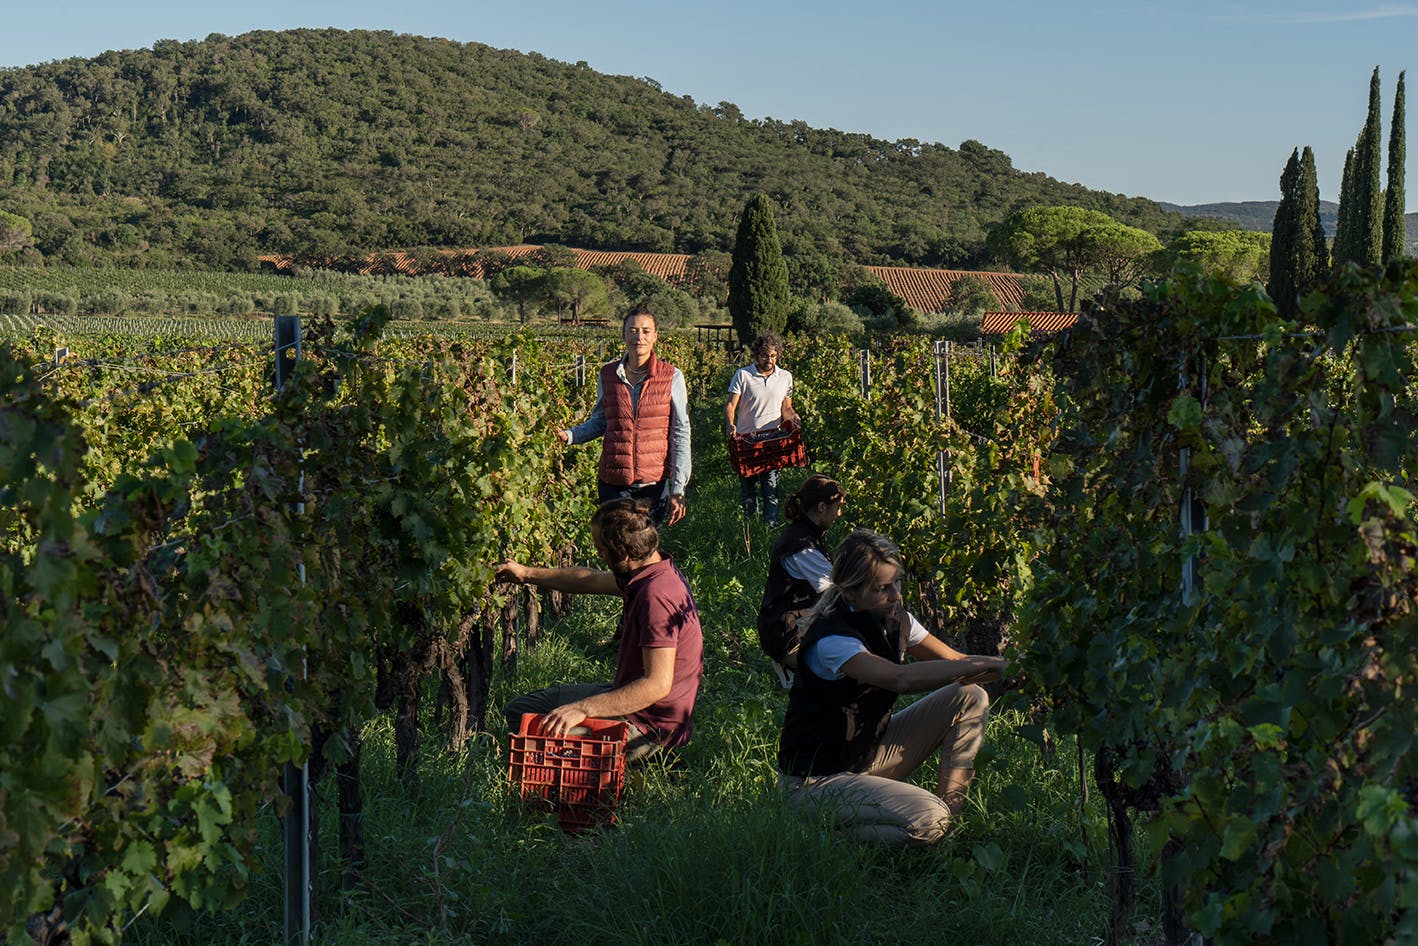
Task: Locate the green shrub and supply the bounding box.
[33,292,76,316]
[428,298,462,320]
[218,294,256,317]
[390,298,424,320]
[90,290,132,314]
[0,291,32,315]
[1016,274,1057,311]
[791,300,863,336]
[307,293,339,318]
[915,310,983,341]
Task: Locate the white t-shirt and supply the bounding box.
[728,364,794,435]
[783,548,832,592]
[804,611,929,681]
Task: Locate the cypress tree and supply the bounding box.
[1268,149,1302,318]
[1355,67,1385,264]
[727,194,790,344]
[1383,71,1407,262]
[1270,147,1329,319]
[1300,147,1330,286]
[1333,148,1356,268]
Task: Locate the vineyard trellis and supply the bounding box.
[273,315,312,946]
[851,338,1006,517]
[1024,263,1418,946]
[1,308,608,945]
[6,267,1418,946]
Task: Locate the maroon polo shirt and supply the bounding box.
[613,556,704,747]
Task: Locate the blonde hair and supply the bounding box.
[802,529,901,626]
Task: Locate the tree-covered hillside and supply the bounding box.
[0,28,1189,270]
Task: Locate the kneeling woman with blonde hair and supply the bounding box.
[776,529,1006,846]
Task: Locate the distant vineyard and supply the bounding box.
[0,264,484,296]
[0,312,271,340]
[0,264,504,322]
[0,311,651,354]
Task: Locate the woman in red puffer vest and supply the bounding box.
[557,303,691,525]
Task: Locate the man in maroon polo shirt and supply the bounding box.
[496,498,704,760]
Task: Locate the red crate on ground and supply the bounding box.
[728,419,809,478]
[508,714,628,831]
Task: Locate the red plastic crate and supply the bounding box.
[508,714,628,831]
[728,419,809,478]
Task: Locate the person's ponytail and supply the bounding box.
[803,583,844,628]
[783,474,845,523]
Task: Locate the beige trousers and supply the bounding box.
[779,682,990,846]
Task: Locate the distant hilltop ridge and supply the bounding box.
[0,27,1192,270]
[1158,201,1418,250]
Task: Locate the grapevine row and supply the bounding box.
[1,310,603,944]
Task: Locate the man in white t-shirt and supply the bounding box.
[725,332,797,525]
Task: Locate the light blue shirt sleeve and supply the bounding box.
[568,376,607,444]
[805,635,866,680]
[668,369,691,496]
[803,612,929,681]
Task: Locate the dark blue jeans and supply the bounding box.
[739,469,781,524]
[598,479,669,524]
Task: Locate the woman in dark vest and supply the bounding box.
[757,474,846,681]
[777,530,1006,846]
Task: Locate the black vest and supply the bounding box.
[777,602,908,777]
[756,519,830,663]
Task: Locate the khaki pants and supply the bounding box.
[779,682,990,846]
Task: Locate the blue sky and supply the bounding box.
[2,1,1413,206]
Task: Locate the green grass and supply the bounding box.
[124,403,1157,946]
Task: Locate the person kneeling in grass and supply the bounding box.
[777,529,1006,845]
[757,473,847,684]
[497,498,704,761]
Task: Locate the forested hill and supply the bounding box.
[1,28,1187,270]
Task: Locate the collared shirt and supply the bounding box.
[728,363,794,435]
[568,362,692,495]
[612,555,705,747]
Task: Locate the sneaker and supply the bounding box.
[770,661,795,689]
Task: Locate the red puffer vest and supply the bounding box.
[598,354,676,487]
